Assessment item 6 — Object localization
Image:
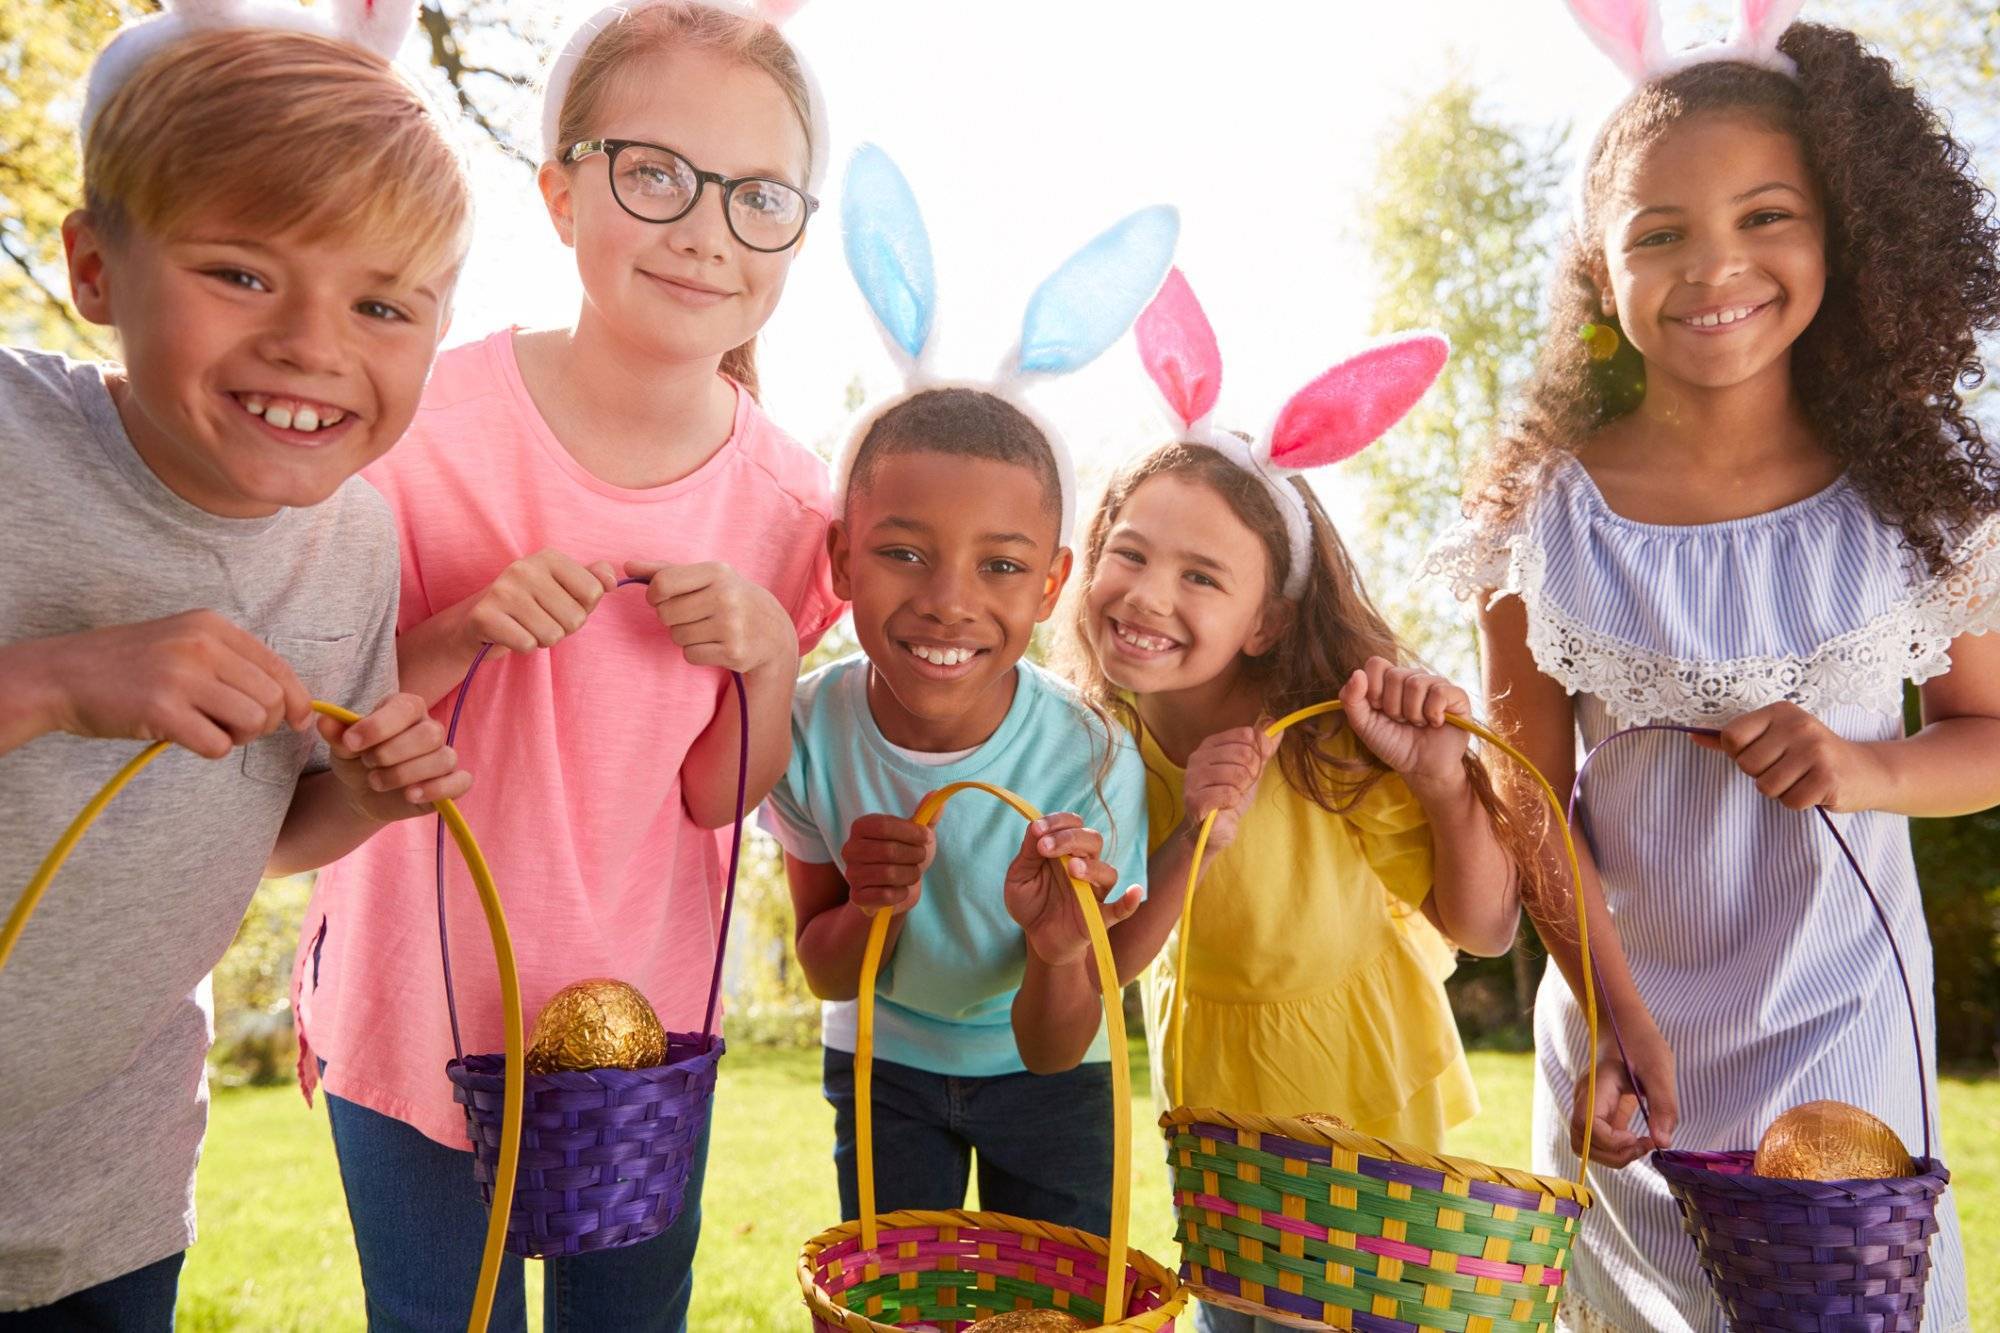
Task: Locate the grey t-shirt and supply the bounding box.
[0,348,399,1308]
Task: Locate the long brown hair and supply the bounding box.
[1062,443,1550,911]
[1472,23,2000,573]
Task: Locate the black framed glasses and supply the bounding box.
[564,138,818,253]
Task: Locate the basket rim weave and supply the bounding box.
[799,1206,1189,1332]
[1163,1105,1595,1208]
[1654,1146,1950,1197]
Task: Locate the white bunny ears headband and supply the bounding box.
[1566,0,1806,83]
[82,0,420,139]
[1134,269,1448,600]
[835,144,1180,547]
[540,0,829,187]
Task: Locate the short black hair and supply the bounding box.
[846,387,1062,527]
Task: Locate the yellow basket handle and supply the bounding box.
[1163,701,1598,1188]
[0,703,524,1333]
[853,780,1137,1325]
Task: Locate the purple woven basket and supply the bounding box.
[1654,1149,1948,1332]
[1572,726,1950,1333]
[436,586,748,1259]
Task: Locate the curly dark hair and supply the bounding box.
[1472,22,2000,575]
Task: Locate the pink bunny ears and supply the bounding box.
[1566,0,1806,83]
[82,0,420,139]
[1135,269,1448,599]
[540,0,829,186]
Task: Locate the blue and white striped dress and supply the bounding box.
[1428,457,1992,1333]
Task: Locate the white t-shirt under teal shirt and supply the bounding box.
[760,655,1148,1077]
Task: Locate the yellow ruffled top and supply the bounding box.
[1139,723,1477,1151]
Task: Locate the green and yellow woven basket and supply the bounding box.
[1159,702,1597,1332]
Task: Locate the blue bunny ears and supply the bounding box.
[836,144,1180,543]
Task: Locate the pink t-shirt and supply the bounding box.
[291,329,841,1146]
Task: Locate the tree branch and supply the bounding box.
[418,1,534,168]
[0,229,104,352]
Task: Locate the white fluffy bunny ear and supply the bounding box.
[330,0,420,59]
[1564,0,1667,82]
[1012,206,1179,381]
[842,144,938,375]
[754,0,809,20]
[1730,0,1804,57]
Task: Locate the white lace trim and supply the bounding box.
[1422,509,2000,730]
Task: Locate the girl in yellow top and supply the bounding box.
[1061,273,1535,1171]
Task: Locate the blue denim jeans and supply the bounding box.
[0,1252,183,1331]
[323,1074,709,1332]
[822,1047,1114,1234]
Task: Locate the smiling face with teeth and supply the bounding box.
[1085,473,1287,709]
[62,213,453,518]
[831,450,1071,753]
[1597,110,1827,400]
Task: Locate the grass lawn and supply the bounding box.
[181,1047,1998,1330]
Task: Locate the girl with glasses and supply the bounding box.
[289,5,842,1328]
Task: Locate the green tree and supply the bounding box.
[1355,80,1568,1040]
[0,0,152,355]
[1355,77,1568,683]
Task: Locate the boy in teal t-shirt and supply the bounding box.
[761,387,1149,1233]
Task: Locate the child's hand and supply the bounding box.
[26,610,312,758]
[319,692,472,820]
[1340,657,1472,786]
[1183,726,1279,852]
[461,549,619,654]
[1693,702,1882,812]
[625,560,800,680]
[1571,1014,1679,1168]
[1005,814,1144,968]
[841,814,937,915]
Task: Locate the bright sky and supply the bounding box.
[443,0,1897,500]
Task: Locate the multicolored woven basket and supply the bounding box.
[438,587,747,1259]
[0,702,525,1333]
[798,780,1190,1330]
[1160,700,1598,1332]
[1571,724,1952,1333]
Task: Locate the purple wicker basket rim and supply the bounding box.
[445,1035,724,1092]
[1654,1149,1950,1197]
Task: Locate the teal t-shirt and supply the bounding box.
[760,655,1147,1076]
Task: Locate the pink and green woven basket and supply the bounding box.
[1158,701,1598,1332]
[797,780,1188,1330]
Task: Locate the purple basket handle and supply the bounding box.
[1567,723,1932,1161]
[433,577,751,1060]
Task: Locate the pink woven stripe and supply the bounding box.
[1260,1212,1329,1241]
[1455,1255,1529,1281]
[1357,1235,1430,1265]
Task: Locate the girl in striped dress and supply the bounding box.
[1429,12,2000,1331]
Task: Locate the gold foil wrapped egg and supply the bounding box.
[525,979,667,1075]
[1753,1100,1914,1182]
[1296,1111,1352,1134]
[965,1313,1088,1332]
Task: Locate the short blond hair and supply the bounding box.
[84,27,471,283]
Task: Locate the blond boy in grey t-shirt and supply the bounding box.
[0,7,474,1320]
